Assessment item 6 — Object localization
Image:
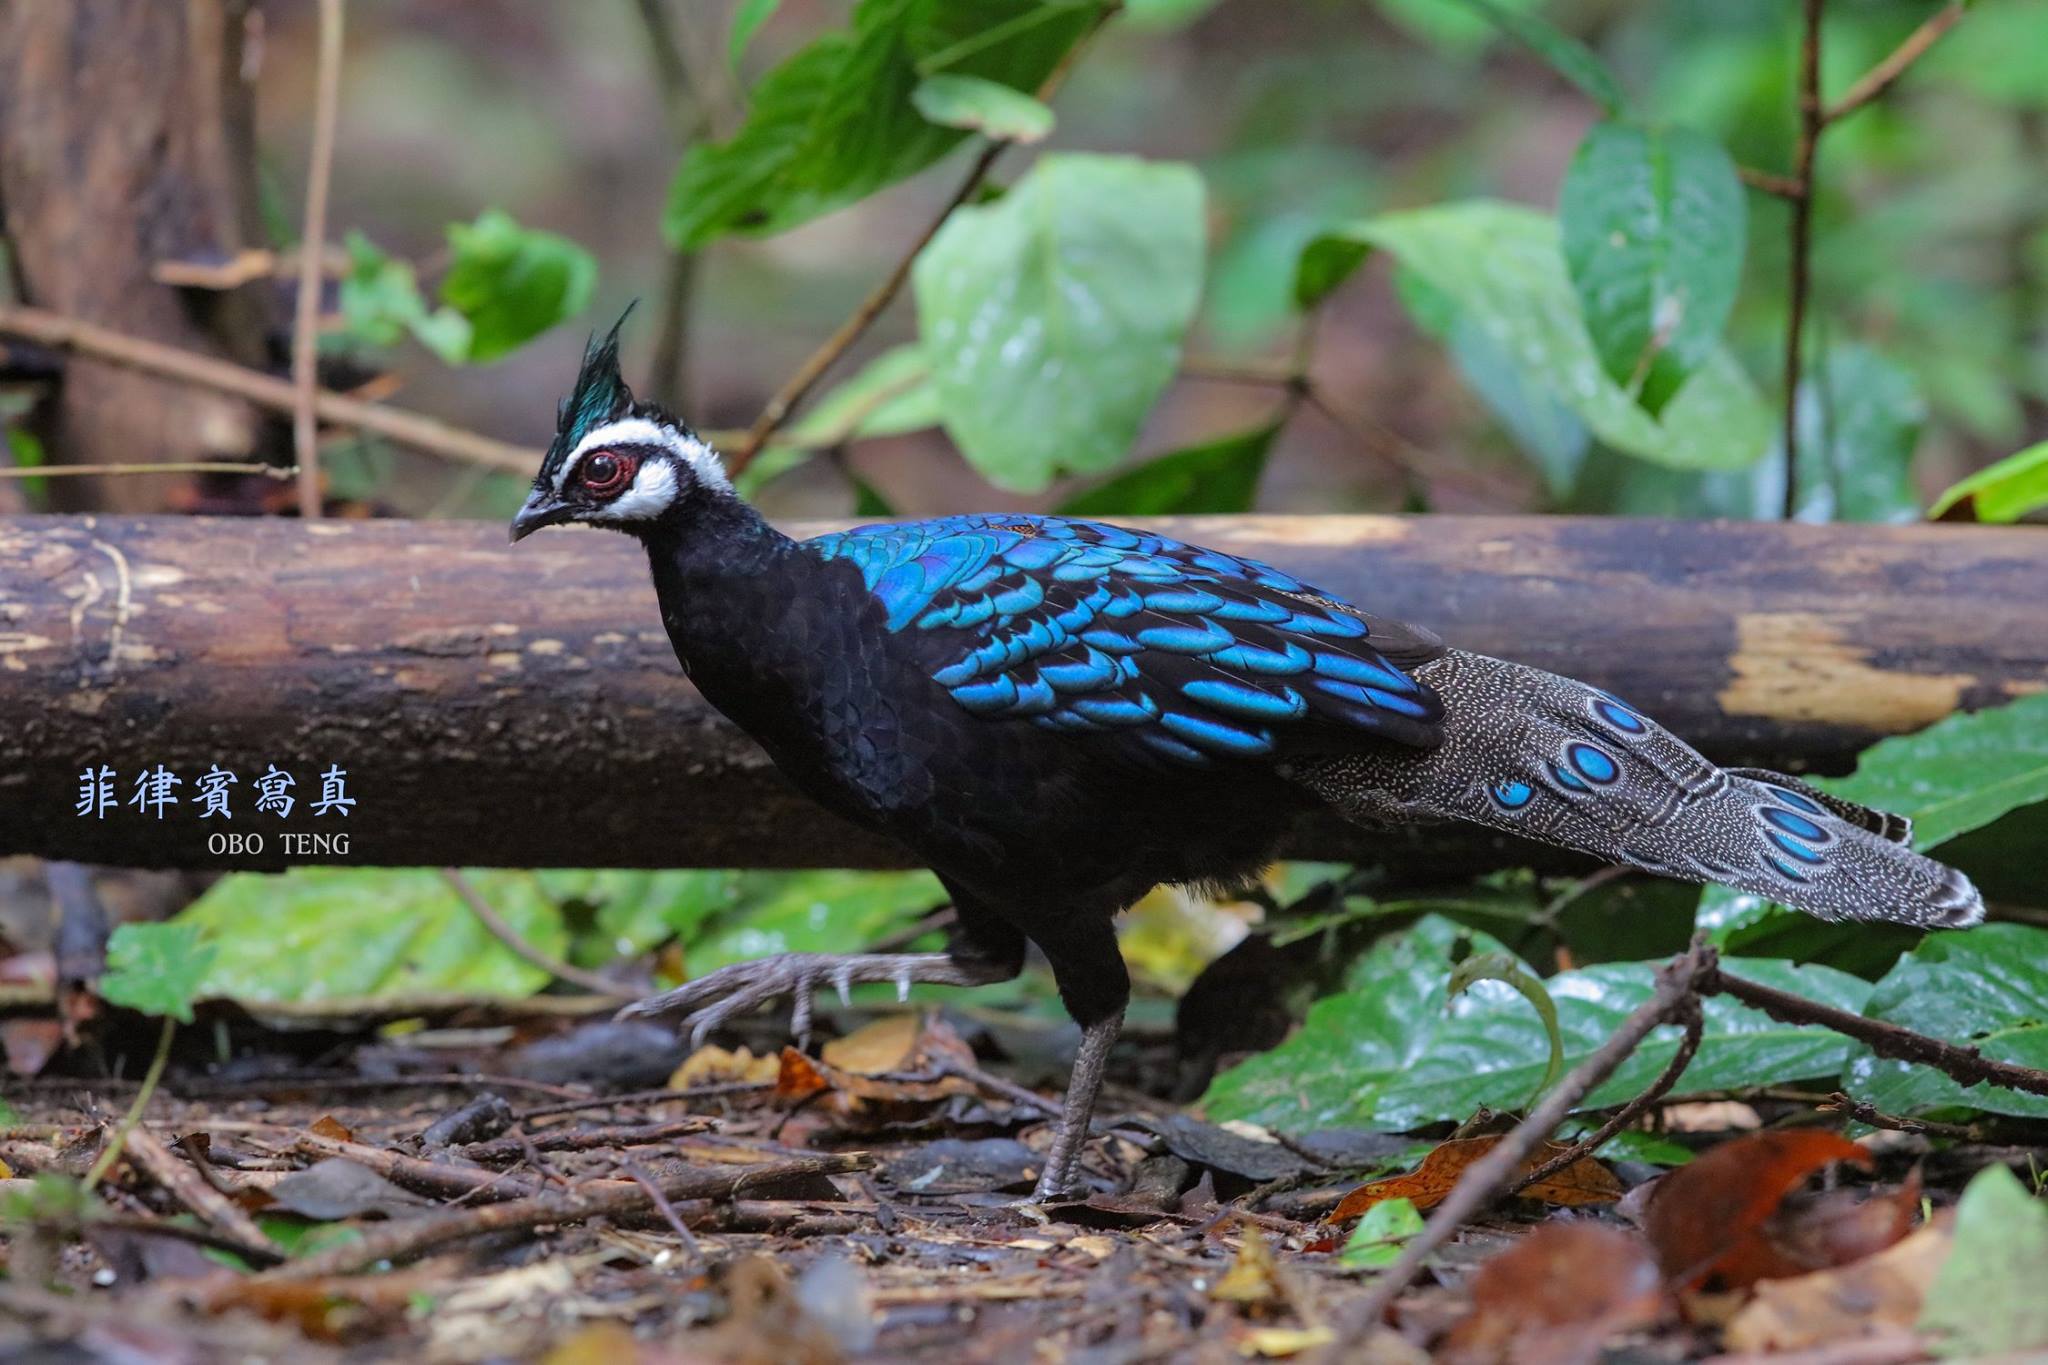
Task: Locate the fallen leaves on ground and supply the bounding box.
[1440,1221,1664,1365]
[1328,1136,1622,1222]
[1723,1217,1952,1353]
[1642,1128,1879,1289]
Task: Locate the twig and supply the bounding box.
[1824,2,1965,124]
[1340,941,1718,1332]
[512,1081,773,1121]
[0,305,542,474]
[1820,1091,1984,1142]
[293,1130,543,1203]
[293,0,346,521]
[727,7,1116,473]
[1737,165,1803,200]
[0,461,295,482]
[1301,385,1430,504]
[81,1016,176,1191]
[631,0,714,409]
[459,1117,714,1166]
[1705,966,2048,1100]
[437,869,634,1001]
[1781,0,1825,521]
[616,1153,705,1260]
[260,1152,868,1279]
[119,1126,283,1260]
[1508,995,1704,1196]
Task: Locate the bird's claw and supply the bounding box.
[617,952,865,1053]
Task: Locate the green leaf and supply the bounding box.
[1307,201,1771,471]
[1058,422,1278,516]
[683,870,947,973]
[914,153,1206,491]
[1845,924,2048,1120]
[1825,690,2048,852]
[667,0,1099,248]
[1560,122,1745,414]
[1930,441,2048,522]
[1293,226,1376,310]
[730,0,782,68]
[1784,345,1924,524]
[1441,0,1628,114]
[173,869,569,1003]
[338,231,472,363]
[912,73,1055,143]
[100,923,217,1024]
[1919,1164,2048,1357]
[782,344,941,450]
[438,210,598,364]
[1203,917,1870,1131]
[1340,1197,1424,1268]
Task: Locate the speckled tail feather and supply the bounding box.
[1289,650,1982,928]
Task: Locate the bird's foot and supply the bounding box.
[1024,1010,1125,1204]
[617,950,1007,1050]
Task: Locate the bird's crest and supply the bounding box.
[537,305,636,488]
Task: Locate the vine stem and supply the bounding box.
[81,1015,177,1192]
[292,0,346,521]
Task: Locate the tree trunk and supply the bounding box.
[2,514,2040,872]
[0,0,271,512]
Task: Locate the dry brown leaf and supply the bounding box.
[775,1047,831,1101]
[1643,1128,1872,1290]
[819,1013,923,1073]
[1723,1217,1953,1353]
[307,1114,354,1143]
[1660,1100,1762,1133]
[1328,1137,1622,1222]
[1212,1225,1284,1306]
[1238,1326,1337,1357]
[670,1044,779,1089]
[1762,1166,1922,1273]
[1441,1221,1665,1365]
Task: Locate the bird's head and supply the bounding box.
[509,311,730,544]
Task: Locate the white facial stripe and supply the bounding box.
[604,457,680,522]
[556,417,730,494]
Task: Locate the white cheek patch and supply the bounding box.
[605,457,680,522]
[556,417,731,495]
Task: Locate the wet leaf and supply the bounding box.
[1820,689,2048,852]
[915,153,1206,491]
[1643,1129,1871,1290]
[1930,440,2048,522]
[99,923,215,1024]
[1560,121,1745,413]
[1328,1136,1620,1221]
[1847,924,2048,1120]
[1919,1163,2048,1357]
[1443,1222,1664,1364]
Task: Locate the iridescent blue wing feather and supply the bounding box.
[808,515,1445,766]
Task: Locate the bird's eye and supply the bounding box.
[579,451,633,496]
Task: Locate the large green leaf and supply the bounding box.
[1844,925,2048,1119]
[1919,1165,2048,1357]
[1560,122,1745,413]
[1058,421,1279,516]
[175,869,569,1002]
[1202,916,1870,1131]
[1931,441,2048,523]
[683,870,946,974]
[1785,345,1924,524]
[666,0,1099,248]
[914,153,1206,490]
[1825,690,2048,852]
[1297,202,1771,471]
[438,211,597,363]
[101,923,217,1024]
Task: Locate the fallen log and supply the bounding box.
[0,514,2040,871]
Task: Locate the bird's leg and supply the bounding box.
[616,950,1016,1049]
[1029,1007,1125,1203]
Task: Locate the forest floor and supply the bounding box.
[1,1002,2041,1364]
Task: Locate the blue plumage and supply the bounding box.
[810,513,1446,762]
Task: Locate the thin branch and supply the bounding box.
[293,0,346,520]
[1507,995,1703,1196]
[1781,0,1825,521]
[727,6,1116,474]
[1820,1091,1984,1142]
[1824,2,1965,125]
[1738,165,1804,200]
[1705,966,2048,1100]
[630,0,715,409]
[0,304,545,474]
[81,1016,176,1191]
[437,868,633,1001]
[0,461,294,481]
[120,1126,283,1261]
[1341,941,1718,1333]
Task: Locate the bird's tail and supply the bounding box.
[1287,650,1982,929]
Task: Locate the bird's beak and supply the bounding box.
[509,488,573,543]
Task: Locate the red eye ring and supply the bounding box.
[579,450,635,496]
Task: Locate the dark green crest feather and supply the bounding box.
[538,306,636,487]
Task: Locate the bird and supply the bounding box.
[511,317,1982,1202]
